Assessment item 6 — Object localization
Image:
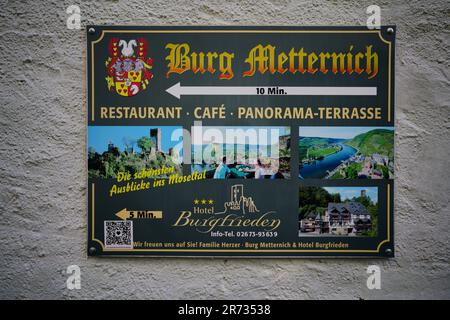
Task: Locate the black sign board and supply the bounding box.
[87,26,395,257]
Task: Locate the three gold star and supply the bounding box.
[194,199,214,205]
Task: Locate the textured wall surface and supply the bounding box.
[0,0,449,299]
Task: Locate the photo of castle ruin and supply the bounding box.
[88,126,182,178]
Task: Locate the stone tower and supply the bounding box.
[150,128,161,152]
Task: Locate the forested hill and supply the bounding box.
[345,129,394,158]
[299,137,342,147]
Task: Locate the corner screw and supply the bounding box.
[387,27,394,34]
[89,247,96,255]
[88,27,96,35]
[385,248,392,255]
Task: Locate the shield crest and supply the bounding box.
[115,71,142,96]
[105,38,153,97]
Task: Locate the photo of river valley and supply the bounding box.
[299,127,394,179]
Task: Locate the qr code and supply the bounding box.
[104,220,133,249]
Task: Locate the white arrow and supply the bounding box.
[166,82,377,99]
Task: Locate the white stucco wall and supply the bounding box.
[0,0,449,299]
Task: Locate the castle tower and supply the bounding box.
[108,141,115,152]
[231,184,244,204]
[150,128,161,152]
[361,189,367,197]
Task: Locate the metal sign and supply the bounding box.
[87,26,395,257]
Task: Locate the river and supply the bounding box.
[299,144,357,179]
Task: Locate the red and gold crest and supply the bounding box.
[105,38,153,97]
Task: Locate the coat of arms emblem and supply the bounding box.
[105,38,153,97]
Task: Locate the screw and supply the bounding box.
[88,27,96,35]
[385,248,392,255]
[89,247,96,255]
[387,27,394,34]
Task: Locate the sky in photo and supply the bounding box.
[88,126,182,153]
[299,126,394,139]
[192,126,290,145]
[324,187,378,203]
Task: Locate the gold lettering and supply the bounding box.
[172,211,192,227]
[165,43,234,79]
[366,45,378,79]
[165,43,190,77]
